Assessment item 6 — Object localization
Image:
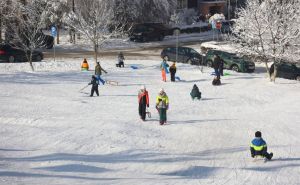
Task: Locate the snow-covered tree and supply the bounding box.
[113,0,176,26]
[231,0,300,82]
[9,0,51,71]
[64,0,125,64]
[46,0,69,44]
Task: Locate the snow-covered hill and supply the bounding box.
[0,59,300,185]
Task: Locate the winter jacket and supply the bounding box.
[118,53,125,62]
[89,76,99,88]
[169,64,176,74]
[161,60,169,73]
[81,61,89,70]
[250,137,267,152]
[138,90,149,106]
[190,84,201,99]
[156,92,169,109]
[95,64,107,75]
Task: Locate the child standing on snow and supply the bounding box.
[160,59,169,82]
[138,85,149,121]
[156,88,169,125]
[250,131,273,160]
[169,62,176,82]
[116,52,125,67]
[88,75,99,97]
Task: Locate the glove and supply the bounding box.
[147,104,149,108]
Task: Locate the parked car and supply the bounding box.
[161,46,204,65]
[205,50,255,73]
[0,44,43,63]
[270,61,300,81]
[129,23,171,42]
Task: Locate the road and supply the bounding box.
[43,34,212,60]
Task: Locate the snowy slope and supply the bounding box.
[0,59,300,185]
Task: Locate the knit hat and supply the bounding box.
[159,88,164,93]
[141,85,146,90]
[255,131,262,137]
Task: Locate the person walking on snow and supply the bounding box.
[160,59,169,82]
[169,62,177,82]
[88,75,99,97]
[190,84,201,100]
[250,131,273,160]
[138,85,149,121]
[95,62,107,85]
[156,88,169,125]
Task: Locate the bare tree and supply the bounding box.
[9,0,50,71]
[231,0,300,82]
[64,0,125,64]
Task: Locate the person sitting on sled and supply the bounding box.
[250,131,273,160]
[81,58,89,71]
[190,84,201,100]
[138,85,149,121]
[156,88,169,125]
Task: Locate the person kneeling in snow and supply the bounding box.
[88,75,99,97]
[156,88,169,125]
[250,131,273,160]
[190,84,201,100]
[138,85,149,121]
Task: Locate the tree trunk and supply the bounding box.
[29,52,34,71]
[0,17,2,43]
[56,25,59,44]
[264,61,272,81]
[94,43,98,64]
[271,59,278,82]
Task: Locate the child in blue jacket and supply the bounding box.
[250,131,273,160]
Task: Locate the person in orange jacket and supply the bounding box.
[81,58,89,71]
[138,85,149,121]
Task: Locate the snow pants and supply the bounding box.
[170,72,176,82]
[158,108,167,125]
[96,75,105,85]
[161,70,166,82]
[250,147,272,160]
[139,103,147,120]
[90,86,99,96]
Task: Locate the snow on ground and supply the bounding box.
[0,58,300,185]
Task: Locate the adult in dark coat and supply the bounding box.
[169,62,177,82]
[138,85,149,121]
[213,55,221,79]
[190,84,201,100]
[88,75,99,97]
[219,58,224,76]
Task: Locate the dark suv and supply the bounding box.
[161,47,204,65]
[270,61,300,81]
[129,23,170,42]
[205,50,255,73]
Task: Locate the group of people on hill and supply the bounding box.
[81,52,274,161]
